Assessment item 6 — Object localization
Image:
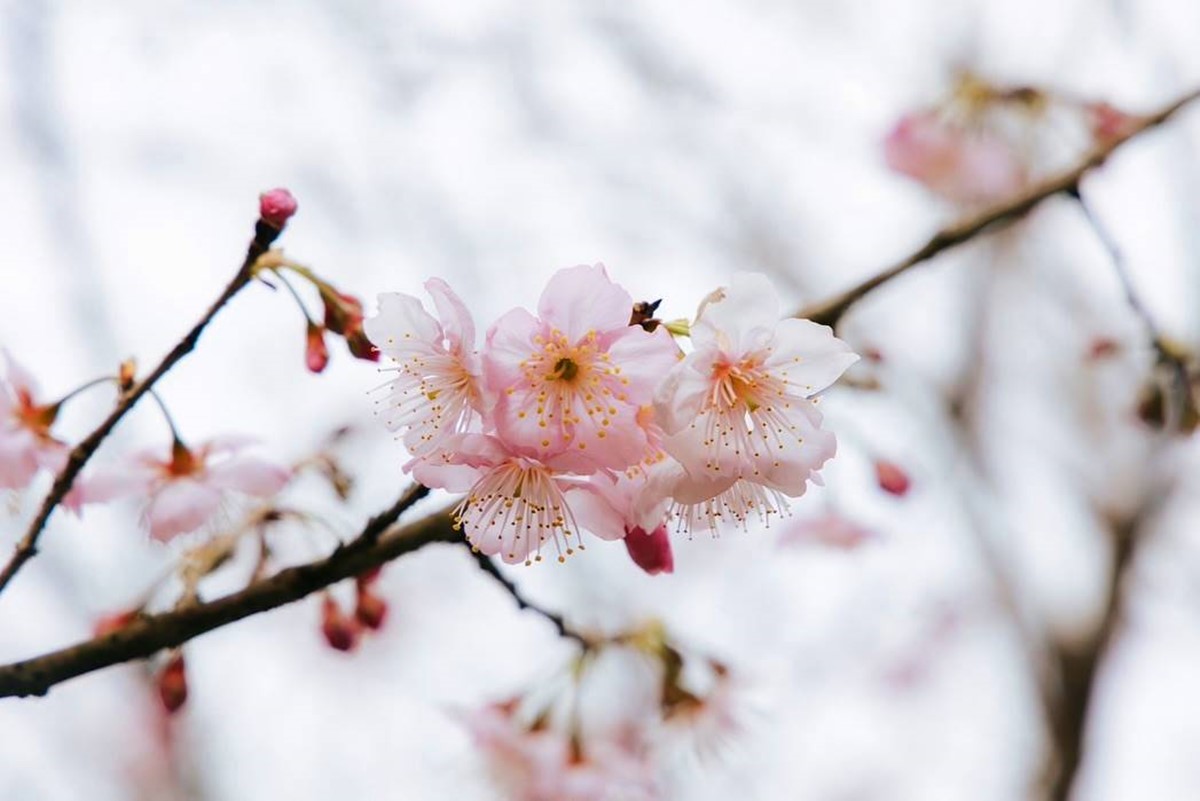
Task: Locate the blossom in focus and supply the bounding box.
[883,111,1025,204]
[0,350,68,490]
[483,264,679,474]
[654,273,858,531]
[414,433,602,564]
[365,279,483,457]
[78,437,290,541]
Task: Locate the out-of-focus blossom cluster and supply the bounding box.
[365,265,859,569]
[883,73,1142,205]
[462,623,745,801]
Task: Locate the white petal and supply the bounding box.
[145,479,222,541]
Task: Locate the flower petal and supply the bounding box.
[206,457,290,496]
[144,479,222,541]
[536,264,633,343]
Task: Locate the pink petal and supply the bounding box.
[2,349,40,399]
[764,318,860,396]
[563,481,627,541]
[536,263,634,343]
[482,307,540,395]
[0,429,39,489]
[145,479,222,541]
[206,457,290,496]
[364,292,443,356]
[424,278,475,354]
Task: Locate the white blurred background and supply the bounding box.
[2,1,1200,799]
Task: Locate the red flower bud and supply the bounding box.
[321,595,360,652]
[306,323,330,373]
[1088,102,1138,143]
[259,188,298,229]
[346,327,380,362]
[354,587,389,631]
[623,524,674,576]
[157,653,188,714]
[356,567,382,587]
[321,290,365,336]
[1086,338,1121,361]
[93,609,139,638]
[875,460,911,497]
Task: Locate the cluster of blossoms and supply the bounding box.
[883,73,1141,205]
[461,623,742,801]
[365,264,858,569]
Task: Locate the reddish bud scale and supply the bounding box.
[157,654,188,714]
[354,588,388,630]
[93,609,139,638]
[259,188,298,229]
[346,328,380,362]
[875,460,911,497]
[321,596,360,651]
[623,524,674,576]
[306,323,330,373]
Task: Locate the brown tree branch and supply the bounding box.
[0,217,286,600]
[1047,516,1140,801]
[0,485,444,699]
[798,88,1200,329]
[468,549,589,647]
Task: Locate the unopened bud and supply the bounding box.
[157,653,188,714]
[93,609,139,638]
[1088,102,1138,143]
[354,587,389,630]
[321,289,365,336]
[306,323,330,374]
[346,328,380,362]
[117,358,137,392]
[321,595,360,651]
[623,524,674,576]
[875,460,911,497]
[259,188,298,229]
[1086,338,1121,361]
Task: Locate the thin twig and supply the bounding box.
[797,88,1200,329]
[0,219,283,599]
[468,549,589,648]
[0,487,448,698]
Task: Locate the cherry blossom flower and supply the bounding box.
[365,279,483,458]
[414,433,606,564]
[0,351,69,491]
[883,111,1025,204]
[654,273,858,531]
[79,437,290,541]
[778,513,876,550]
[483,264,679,474]
[465,703,657,801]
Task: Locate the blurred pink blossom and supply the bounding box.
[0,350,68,491]
[79,437,290,541]
[779,513,876,550]
[883,111,1025,204]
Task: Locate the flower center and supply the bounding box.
[552,357,579,382]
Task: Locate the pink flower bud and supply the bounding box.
[306,323,329,373]
[623,524,674,576]
[346,328,380,362]
[157,653,188,714]
[259,188,298,229]
[354,587,389,630]
[1088,102,1138,143]
[93,609,139,638]
[321,290,365,336]
[321,595,360,652]
[875,460,911,497]
[1086,337,1121,361]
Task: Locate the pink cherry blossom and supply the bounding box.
[365,279,483,458]
[883,111,1025,204]
[465,703,657,801]
[778,513,876,550]
[483,264,679,474]
[413,433,608,565]
[654,273,858,531]
[79,437,290,541]
[0,351,68,490]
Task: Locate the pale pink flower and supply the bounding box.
[483,264,679,474]
[654,273,858,531]
[413,433,614,564]
[0,351,68,490]
[365,279,483,457]
[778,512,876,550]
[465,704,657,801]
[883,111,1025,204]
[79,437,290,541]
